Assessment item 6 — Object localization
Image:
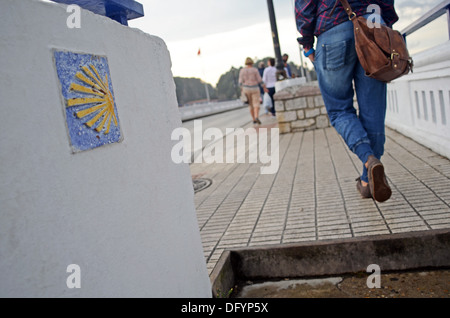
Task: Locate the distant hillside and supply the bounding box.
[174,77,217,106]
[216,66,242,101]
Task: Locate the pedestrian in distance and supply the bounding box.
[282,53,292,78]
[262,58,277,117]
[239,57,266,125]
[258,61,266,104]
[295,0,398,202]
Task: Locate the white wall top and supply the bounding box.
[0,0,211,297]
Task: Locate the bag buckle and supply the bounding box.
[391,52,400,60]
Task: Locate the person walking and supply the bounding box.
[239,57,265,125]
[295,0,399,202]
[262,58,277,117]
[282,54,292,78]
[258,61,266,102]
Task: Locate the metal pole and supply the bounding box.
[298,45,306,79]
[267,0,287,81]
[204,83,210,103]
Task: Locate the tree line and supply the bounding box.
[175,58,316,106]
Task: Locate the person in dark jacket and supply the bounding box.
[295,0,398,202]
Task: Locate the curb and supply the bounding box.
[210,229,450,297]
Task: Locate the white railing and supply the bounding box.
[179,99,245,121]
[386,1,450,159]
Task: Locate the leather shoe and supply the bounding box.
[356,177,372,199]
[366,155,392,202]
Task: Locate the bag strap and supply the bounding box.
[329,0,356,20]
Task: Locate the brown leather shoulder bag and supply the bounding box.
[332,0,413,82]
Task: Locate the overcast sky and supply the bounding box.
[128,0,446,86]
[42,0,447,86]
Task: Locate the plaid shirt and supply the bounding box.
[295,0,399,50]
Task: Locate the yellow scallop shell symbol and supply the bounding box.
[66,64,118,134]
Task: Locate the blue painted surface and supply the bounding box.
[54,51,122,152]
[52,0,144,25]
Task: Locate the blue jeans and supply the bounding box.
[268,87,276,115]
[313,17,387,183]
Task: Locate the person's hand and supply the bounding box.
[308,53,315,63]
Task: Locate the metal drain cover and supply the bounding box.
[193,178,212,193]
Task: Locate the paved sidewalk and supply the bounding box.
[189,116,450,274]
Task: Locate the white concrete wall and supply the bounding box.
[275,77,306,92]
[0,0,211,297]
[386,41,450,159]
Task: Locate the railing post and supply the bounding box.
[447,6,450,39]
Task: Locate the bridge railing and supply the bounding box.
[386,0,450,159]
[401,0,450,40]
[178,99,245,122]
